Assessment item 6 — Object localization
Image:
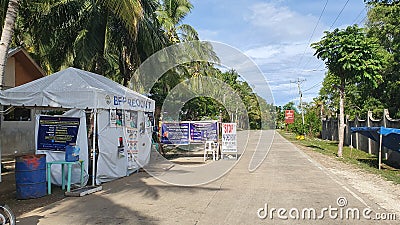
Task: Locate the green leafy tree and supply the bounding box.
[311,25,387,157]
[303,102,322,137]
[365,0,400,116]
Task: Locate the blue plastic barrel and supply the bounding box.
[15,154,46,199]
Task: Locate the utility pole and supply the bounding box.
[291,78,306,137]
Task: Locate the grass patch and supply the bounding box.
[279,130,400,185]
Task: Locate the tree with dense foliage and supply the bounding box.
[1,0,273,130]
[156,0,198,43]
[15,0,163,81]
[312,25,387,157]
[365,0,400,116]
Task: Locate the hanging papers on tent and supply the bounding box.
[110,109,124,127]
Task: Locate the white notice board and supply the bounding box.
[221,123,237,159]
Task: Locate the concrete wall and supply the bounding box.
[322,109,400,167]
[1,50,45,156]
[1,109,37,156]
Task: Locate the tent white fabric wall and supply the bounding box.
[0,67,155,185]
[35,109,89,185]
[96,109,152,184]
[97,109,130,183]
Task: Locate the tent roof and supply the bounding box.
[351,126,400,152]
[0,67,154,111]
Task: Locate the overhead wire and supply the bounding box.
[328,0,350,30]
[351,6,367,25]
[303,81,323,93]
[291,0,367,104]
[302,0,356,72]
[358,15,368,25]
[289,1,329,105]
[297,0,329,69]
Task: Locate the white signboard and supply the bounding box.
[221,123,237,159]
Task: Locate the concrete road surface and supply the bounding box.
[18,130,398,224]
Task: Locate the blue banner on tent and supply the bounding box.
[37,116,80,151]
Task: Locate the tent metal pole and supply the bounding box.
[92,109,97,186]
[379,134,382,170]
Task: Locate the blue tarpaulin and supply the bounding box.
[351,126,400,152]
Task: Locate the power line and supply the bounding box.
[301,2,367,73]
[297,0,329,68]
[352,6,367,25]
[328,0,350,30]
[304,81,323,93]
[295,0,364,100]
[358,15,368,25]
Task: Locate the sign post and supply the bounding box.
[284,110,295,131]
[284,110,295,124]
[221,123,237,159]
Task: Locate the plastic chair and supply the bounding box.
[204,141,218,161]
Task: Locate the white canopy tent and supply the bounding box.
[0,67,155,184]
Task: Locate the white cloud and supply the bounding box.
[244,43,306,62]
[245,2,322,42]
[241,41,326,106]
[197,29,219,41]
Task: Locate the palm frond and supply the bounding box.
[97,0,143,38]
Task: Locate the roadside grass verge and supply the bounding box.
[278,130,400,185]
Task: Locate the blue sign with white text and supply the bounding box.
[37,116,80,151]
[161,122,190,145]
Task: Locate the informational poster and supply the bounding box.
[110,109,124,127]
[161,122,190,145]
[190,122,218,143]
[125,111,138,128]
[37,116,80,151]
[145,112,154,128]
[126,128,138,152]
[125,127,139,169]
[221,123,237,153]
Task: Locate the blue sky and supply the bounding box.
[183,0,368,106]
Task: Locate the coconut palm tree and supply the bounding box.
[0,0,20,88]
[14,0,148,76]
[156,0,198,43]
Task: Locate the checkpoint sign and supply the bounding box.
[222,123,237,153]
[285,110,295,124]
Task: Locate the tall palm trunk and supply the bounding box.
[0,0,20,88]
[0,0,19,182]
[338,82,345,157]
